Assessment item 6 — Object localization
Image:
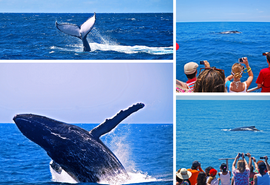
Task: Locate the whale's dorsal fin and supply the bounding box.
[90,103,144,139]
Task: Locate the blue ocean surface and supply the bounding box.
[176,22,270,91]
[0,13,173,60]
[0,123,173,185]
[176,100,270,174]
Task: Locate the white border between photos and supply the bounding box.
[176,93,270,100]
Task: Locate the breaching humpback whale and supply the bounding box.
[55,13,96,51]
[230,126,259,131]
[13,103,145,183]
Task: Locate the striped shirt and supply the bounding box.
[186,77,197,91]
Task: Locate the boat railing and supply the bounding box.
[218,158,235,169]
[247,86,261,92]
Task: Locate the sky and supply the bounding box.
[0,0,173,13]
[177,0,270,22]
[0,63,173,124]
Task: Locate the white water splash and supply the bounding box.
[50,27,173,55]
[49,128,160,184]
[50,164,78,184]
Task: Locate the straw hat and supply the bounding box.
[176,168,192,180]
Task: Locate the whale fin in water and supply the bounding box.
[55,13,96,51]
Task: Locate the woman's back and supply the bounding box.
[219,171,230,185]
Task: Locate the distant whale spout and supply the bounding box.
[55,13,96,52]
[230,126,259,131]
[220,31,241,34]
[13,103,145,183]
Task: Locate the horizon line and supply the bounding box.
[0,12,173,14]
[0,122,173,124]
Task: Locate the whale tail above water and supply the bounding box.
[55,13,96,52]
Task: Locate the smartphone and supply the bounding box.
[238,153,242,158]
[200,61,205,65]
[238,58,243,63]
[260,157,266,159]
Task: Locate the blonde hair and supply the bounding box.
[208,176,214,184]
[237,160,246,173]
[231,63,243,79]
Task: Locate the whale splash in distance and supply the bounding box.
[55,13,96,52]
[13,103,145,183]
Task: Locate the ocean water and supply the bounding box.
[176,22,270,91]
[0,123,173,185]
[176,100,270,174]
[0,13,173,60]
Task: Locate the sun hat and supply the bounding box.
[209,169,217,176]
[184,62,198,75]
[176,168,192,180]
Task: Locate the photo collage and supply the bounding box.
[0,0,270,185]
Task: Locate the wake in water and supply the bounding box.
[51,27,173,55]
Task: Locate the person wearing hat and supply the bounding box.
[256,52,270,92]
[176,168,192,185]
[207,169,219,185]
[184,61,210,91]
[253,156,270,185]
[187,161,205,185]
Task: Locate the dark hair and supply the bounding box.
[267,53,270,64]
[250,165,254,172]
[176,176,183,183]
[220,163,227,172]
[197,172,207,185]
[186,71,197,80]
[205,166,214,177]
[194,68,225,92]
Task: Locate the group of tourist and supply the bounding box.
[176,53,270,93]
[176,153,270,185]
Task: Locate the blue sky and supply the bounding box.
[0,0,173,13]
[0,63,173,124]
[177,0,270,22]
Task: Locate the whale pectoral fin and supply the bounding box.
[50,160,62,174]
[80,13,96,39]
[90,103,145,139]
[55,21,81,38]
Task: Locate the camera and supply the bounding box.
[238,153,242,158]
[200,61,205,65]
[238,57,246,63]
[263,52,269,56]
[260,157,266,159]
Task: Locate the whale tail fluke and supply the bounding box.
[55,13,96,51]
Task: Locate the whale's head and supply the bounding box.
[13,114,83,152]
